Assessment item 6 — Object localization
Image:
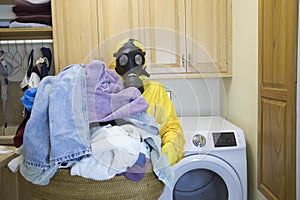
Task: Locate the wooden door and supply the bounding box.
[258,0,298,199]
[51,0,99,73]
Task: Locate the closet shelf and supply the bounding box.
[0,28,52,40]
[0,0,14,5]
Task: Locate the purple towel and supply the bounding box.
[121,158,150,182]
[86,60,149,123]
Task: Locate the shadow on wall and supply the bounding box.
[0,82,24,127]
[158,78,222,117]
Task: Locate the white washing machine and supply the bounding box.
[159,116,247,200]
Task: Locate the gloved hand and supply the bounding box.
[161,142,178,166]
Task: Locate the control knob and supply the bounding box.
[192,134,206,147]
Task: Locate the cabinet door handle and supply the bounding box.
[182,54,185,67]
[188,54,192,67]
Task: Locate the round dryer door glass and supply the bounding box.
[173,169,228,200]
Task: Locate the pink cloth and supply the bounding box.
[86,60,148,123]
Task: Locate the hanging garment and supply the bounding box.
[0,51,13,131]
[21,87,37,112]
[13,114,30,148]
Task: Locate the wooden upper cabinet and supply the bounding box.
[96,0,141,68]
[51,0,99,72]
[97,0,187,74]
[141,0,187,74]
[51,0,231,77]
[141,0,232,76]
[186,0,232,76]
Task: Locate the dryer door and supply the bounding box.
[160,154,243,200]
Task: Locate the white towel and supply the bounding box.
[71,125,141,180]
[0,145,13,154]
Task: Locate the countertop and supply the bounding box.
[0,145,16,168]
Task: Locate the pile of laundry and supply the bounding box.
[8,60,173,188]
[10,0,51,28]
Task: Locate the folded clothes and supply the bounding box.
[11,15,52,26]
[23,0,50,4]
[0,21,10,28]
[9,21,51,29]
[13,12,51,16]
[13,0,51,14]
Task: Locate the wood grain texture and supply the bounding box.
[258,0,298,199]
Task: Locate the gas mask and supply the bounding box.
[113,39,149,94]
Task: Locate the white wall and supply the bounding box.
[157,78,221,117]
[222,0,266,199]
[0,5,15,21]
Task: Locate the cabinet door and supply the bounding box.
[97,0,142,69]
[52,0,99,73]
[186,0,231,76]
[141,0,186,74]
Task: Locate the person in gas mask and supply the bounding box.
[113,38,185,166]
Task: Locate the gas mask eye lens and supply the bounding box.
[135,54,143,65]
[119,55,128,66]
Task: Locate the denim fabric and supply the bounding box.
[21,64,91,184]
[20,160,59,185]
[22,75,55,170]
[116,111,159,135]
[139,129,174,188]
[86,60,149,123]
[49,64,90,163]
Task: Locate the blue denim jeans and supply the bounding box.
[21,64,91,184]
[118,111,159,135]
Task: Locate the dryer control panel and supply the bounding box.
[212,132,237,147]
[181,116,246,152]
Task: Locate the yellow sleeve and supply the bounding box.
[142,79,185,166]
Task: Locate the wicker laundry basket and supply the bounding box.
[32,164,165,200]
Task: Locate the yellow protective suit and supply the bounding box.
[141,78,186,166]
